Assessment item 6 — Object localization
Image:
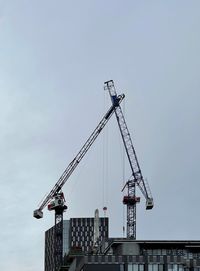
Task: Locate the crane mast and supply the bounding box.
[104,80,153,240]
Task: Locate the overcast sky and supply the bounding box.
[0,1,200,270]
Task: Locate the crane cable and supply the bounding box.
[122,99,126,237]
[102,89,126,233]
[102,89,108,214]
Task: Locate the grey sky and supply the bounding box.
[0,1,200,270]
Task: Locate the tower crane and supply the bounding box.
[33,93,125,271]
[104,80,154,240]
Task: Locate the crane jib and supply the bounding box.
[33,93,124,219]
[105,106,114,120]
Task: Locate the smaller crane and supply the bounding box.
[104,80,154,240]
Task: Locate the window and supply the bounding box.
[146,249,188,256]
[149,264,158,271]
[167,264,184,271]
[149,264,163,271]
[128,264,144,271]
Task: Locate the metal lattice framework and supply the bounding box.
[34,92,125,270]
[104,80,153,239]
[54,209,64,271]
[34,94,124,216]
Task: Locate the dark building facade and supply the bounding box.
[70,217,108,253]
[45,217,109,271]
[45,218,200,271]
[67,239,200,271]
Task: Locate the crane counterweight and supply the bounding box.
[146,198,154,209]
[33,209,43,219]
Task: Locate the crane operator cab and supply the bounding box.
[48,192,66,211]
[146,198,154,210]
